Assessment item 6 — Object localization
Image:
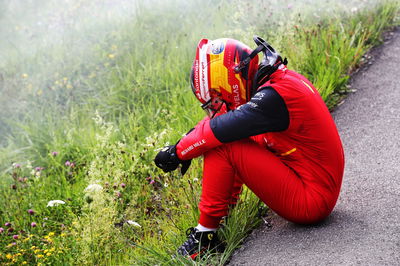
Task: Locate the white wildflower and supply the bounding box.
[143,143,154,148]
[26,160,32,169]
[12,163,21,168]
[159,129,168,138]
[144,136,155,145]
[47,200,66,207]
[84,184,103,193]
[93,110,103,126]
[117,141,126,149]
[126,220,141,228]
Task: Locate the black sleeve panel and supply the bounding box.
[210,86,289,143]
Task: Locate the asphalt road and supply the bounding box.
[229,28,400,266]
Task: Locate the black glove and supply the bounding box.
[154,145,192,175]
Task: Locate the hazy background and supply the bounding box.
[0,0,382,149]
[0,0,137,144]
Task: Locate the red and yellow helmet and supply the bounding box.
[190,38,259,111]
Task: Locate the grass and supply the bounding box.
[0,0,399,265]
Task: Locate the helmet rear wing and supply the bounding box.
[253,36,280,68]
[234,35,281,73]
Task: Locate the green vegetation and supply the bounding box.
[0,0,398,264]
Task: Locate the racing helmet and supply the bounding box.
[190,36,284,114]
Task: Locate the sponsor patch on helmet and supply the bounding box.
[210,40,225,54]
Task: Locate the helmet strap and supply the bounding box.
[201,98,227,118]
[209,101,227,118]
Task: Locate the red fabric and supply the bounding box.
[262,69,345,190]
[198,68,344,228]
[176,117,222,160]
[198,139,340,227]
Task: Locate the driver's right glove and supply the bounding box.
[154,145,192,176]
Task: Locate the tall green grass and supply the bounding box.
[280,0,400,107]
[0,0,398,265]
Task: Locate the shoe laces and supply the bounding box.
[184,227,199,249]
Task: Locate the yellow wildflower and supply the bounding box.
[16,253,22,256]
[108,54,115,59]
[47,253,52,256]
[60,233,66,237]
[6,243,15,248]
[37,254,44,258]
[66,84,73,89]
[6,253,12,259]
[49,247,56,252]
[22,73,28,78]
[48,232,55,237]
[34,249,41,254]
[31,246,36,250]
[44,249,49,254]
[37,89,43,96]
[22,262,28,265]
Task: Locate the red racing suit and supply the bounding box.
[176,67,345,228]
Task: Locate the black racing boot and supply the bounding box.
[177,227,224,259]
